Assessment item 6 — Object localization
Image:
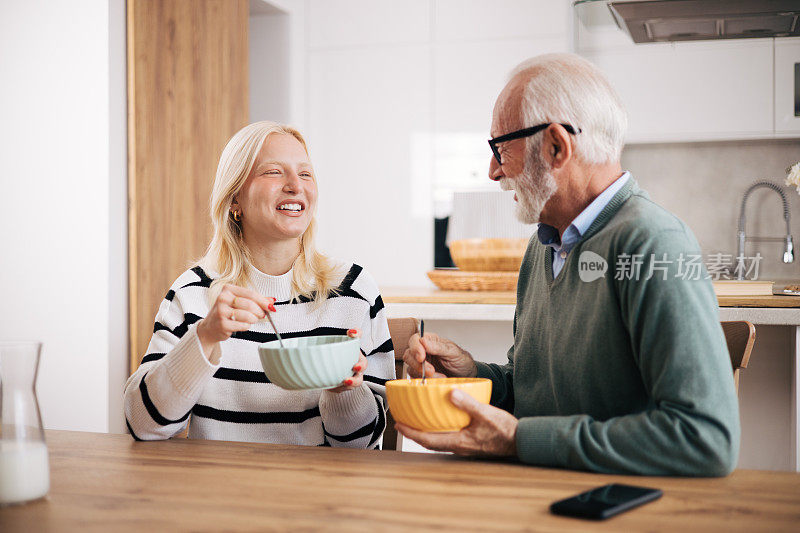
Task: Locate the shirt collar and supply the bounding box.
[537,171,631,250]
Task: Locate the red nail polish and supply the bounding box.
[347,328,358,337]
[344,379,353,386]
[268,304,277,313]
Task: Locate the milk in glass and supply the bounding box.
[0,341,49,506]
[0,440,49,505]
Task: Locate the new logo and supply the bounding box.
[578,251,608,282]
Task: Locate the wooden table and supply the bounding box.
[2,431,799,532]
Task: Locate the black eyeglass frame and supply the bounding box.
[488,123,581,165]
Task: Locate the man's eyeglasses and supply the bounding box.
[488,123,581,165]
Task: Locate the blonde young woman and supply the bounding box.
[124,122,395,448]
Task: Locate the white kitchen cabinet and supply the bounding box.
[775,37,800,136]
[306,45,434,287]
[433,37,567,132]
[306,0,430,49]
[584,39,774,143]
[431,37,569,203]
[300,0,573,287]
[574,1,795,142]
[434,0,568,42]
[429,1,570,219]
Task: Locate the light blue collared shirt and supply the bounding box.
[537,172,631,278]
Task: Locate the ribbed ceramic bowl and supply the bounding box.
[258,335,360,390]
[385,378,492,432]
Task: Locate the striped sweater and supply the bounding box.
[124,262,395,449]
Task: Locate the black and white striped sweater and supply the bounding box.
[123,262,395,449]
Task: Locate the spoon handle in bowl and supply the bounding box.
[265,311,285,348]
[420,319,426,384]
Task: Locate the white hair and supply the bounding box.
[508,53,628,165]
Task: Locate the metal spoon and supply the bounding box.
[265,310,285,348]
[420,319,426,384]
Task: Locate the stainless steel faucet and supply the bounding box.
[736,180,794,280]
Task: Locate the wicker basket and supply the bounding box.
[448,238,528,272]
[427,269,518,291]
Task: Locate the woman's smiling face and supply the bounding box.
[234,133,318,242]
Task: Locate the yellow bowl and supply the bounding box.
[385,378,492,432]
[448,238,528,272]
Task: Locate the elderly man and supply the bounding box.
[399,53,739,476]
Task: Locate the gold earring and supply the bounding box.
[232,211,241,222]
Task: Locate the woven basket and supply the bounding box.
[448,238,528,272]
[427,269,518,291]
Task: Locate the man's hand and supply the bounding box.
[403,332,477,378]
[395,389,518,457]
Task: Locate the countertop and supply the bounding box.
[382,288,800,308]
[382,288,800,326]
[2,430,798,532]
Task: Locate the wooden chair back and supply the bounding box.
[382,317,419,451]
[720,320,756,393]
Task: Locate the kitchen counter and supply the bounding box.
[382,288,800,325]
[1,430,799,532]
[382,287,800,307]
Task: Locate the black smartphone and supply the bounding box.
[550,483,662,520]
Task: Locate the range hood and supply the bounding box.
[608,0,800,43]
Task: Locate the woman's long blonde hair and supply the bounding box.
[198,121,341,304]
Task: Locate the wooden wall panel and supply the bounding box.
[128,0,249,373]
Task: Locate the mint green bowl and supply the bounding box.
[258,335,360,390]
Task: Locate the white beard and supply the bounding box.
[499,152,557,224]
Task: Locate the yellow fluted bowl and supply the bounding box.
[385,378,492,432]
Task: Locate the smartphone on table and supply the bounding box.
[550,483,662,520]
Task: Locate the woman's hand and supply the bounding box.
[196,284,276,359]
[328,329,368,394]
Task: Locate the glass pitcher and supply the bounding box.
[0,342,49,506]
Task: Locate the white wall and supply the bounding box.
[0,0,128,433]
[252,0,307,128]
[289,0,571,287]
[250,11,291,124]
[107,0,128,435]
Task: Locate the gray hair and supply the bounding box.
[509,53,627,165]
